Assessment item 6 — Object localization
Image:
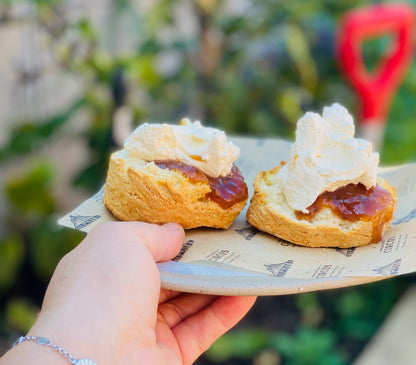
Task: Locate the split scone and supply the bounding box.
[246,103,397,248]
[104,119,248,229]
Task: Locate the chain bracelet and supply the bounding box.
[13,336,98,365]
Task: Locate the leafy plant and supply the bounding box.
[270,326,346,365]
[4,298,38,335]
[5,162,55,216]
[0,236,25,293]
[205,329,270,363]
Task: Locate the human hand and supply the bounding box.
[3,222,256,364]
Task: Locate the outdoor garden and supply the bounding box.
[1,0,416,364]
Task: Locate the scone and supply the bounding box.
[246,103,397,248]
[247,163,397,248]
[104,119,248,229]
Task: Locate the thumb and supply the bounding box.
[133,222,185,262]
[86,221,185,263]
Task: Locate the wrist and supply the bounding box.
[21,312,106,365]
[14,336,99,365]
[1,339,68,365]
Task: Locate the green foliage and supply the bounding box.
[382,78,416,164]
[205,329,269,362]
[296,292,320,312]
[5,298,38,334]
[335,289,377,340]
[271,327,345,365]
[332,281,400,341]
[203,280,405,364]
[0,99,84,162]
[5,162,55,216]
[295,292,324,327]
[205,326,346,365]
[0,235,25,293]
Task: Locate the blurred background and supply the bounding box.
[0,0,416,364]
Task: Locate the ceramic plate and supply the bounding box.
[158,260,388,296]
[58,136,416,296]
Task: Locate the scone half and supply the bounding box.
[104,152,247,229]
[246,165,397,248]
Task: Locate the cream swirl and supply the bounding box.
[280,103,379,213]
[123,118,239,177]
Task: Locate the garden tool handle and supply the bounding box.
[336,3,415,150]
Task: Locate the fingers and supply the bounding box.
[159,289,183,304]
[158,293,218,327]
[85,221,185,263]
[171,295,257,365]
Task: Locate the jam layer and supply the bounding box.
[154,160,248,210]
[295,183,394,243]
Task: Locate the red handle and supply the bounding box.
[336,3,415,124]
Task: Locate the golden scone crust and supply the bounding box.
[104,153,247,229]
[246,165,397,248]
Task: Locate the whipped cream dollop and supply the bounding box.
[280,103,379,213]
[123,118,239,177]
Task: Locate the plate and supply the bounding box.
[58,136,416,296]
[158,260,387,296]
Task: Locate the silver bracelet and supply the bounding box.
[13,336,98,365]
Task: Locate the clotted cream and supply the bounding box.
[280,103,379,213]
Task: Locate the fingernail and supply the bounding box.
[162,222,183,232]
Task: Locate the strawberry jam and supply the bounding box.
[295,183,395,243]
[154,160,248,209]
